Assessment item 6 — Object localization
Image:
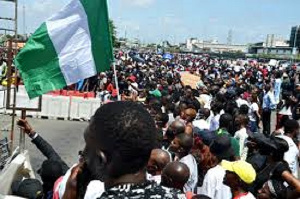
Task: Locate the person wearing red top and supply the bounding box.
[105,78,114,93]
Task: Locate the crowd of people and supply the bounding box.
[6,51,300,199]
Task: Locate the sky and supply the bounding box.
[1,0,300,44]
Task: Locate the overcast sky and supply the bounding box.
[1,0,300,44]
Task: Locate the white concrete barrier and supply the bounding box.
[69,97,101,120]
[0,88,101,120]
[44,96,70,119]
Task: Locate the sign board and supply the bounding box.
[180,72,200,89]
[0,137,10,170]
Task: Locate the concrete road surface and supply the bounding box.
[17,118,88,174]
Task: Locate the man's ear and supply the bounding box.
[96,150,107,164]
[177,146,185,154]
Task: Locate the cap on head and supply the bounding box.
[221,160,256,184]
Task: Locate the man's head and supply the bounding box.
[38,160,65,192]
[239,104,249,115]
[166,120,186,140]
[219,113,233,130]
[222,160,256,191]
[185,88,193,99]
[202,108,210,119]
[83,101,157,181]
[234,114,249,130]
[155,112,169,128]
[209,135,235,162]
[183,108,197,123]
[161,162,190,191]
[258,180,287,199]
[284,119,300,138]
[12,179,43,199]
[147,149,171,176]
[169,133,194,155]
[264,84,271,92]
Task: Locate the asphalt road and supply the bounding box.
[9,112,276,177]
[17,118,88,174]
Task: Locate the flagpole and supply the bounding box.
[113,62,121,101]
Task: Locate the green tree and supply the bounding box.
[109,19,119,48]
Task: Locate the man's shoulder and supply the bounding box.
[206,165,224,175]
[99,181,186,199]
[151,185,186,199]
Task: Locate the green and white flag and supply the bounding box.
[15,0,113,99]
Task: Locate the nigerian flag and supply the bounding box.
[15,0,113,99]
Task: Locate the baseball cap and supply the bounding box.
[221,160,256,184]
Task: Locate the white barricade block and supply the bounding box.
[40,95,51,117]
[69,97,81,120]
[69,97,101,120]
[89,98,101,117]
[78,98,101,120]
[17,85,27,96]
[45,96,70,119]
[0,89,6,113]
[78,99,92,120]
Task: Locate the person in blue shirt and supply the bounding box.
[262,84,276,136]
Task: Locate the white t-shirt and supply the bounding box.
[277,135,299,178]
[238,192,256,199]
[236,98,249,108]
[278,106,292,116]
[234,128,249,161]
[180,154,198,192]
[58,165,105,199]
[199,165,232,199]
[193,119,210,130]
[249,103,259,122]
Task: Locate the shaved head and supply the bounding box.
[177,133,194,152]
[161,162,190,191]
[147,149,171,176]
[171,120,186,135]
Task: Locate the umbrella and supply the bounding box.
[163,53,173,60]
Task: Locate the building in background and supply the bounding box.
[266,34,275,47]
[186,38,248,53]
[249,34,295,56]
[290,26,300,55]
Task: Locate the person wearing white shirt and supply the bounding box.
[146,149,171,184]
[199,135,234,199]
[234,115,249,161]
[248,93,260,133]
[209,102,224,131]
[276,119,300,178]
[169,133,198,193]
[193,108,211,130]
[236,95,249,108]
